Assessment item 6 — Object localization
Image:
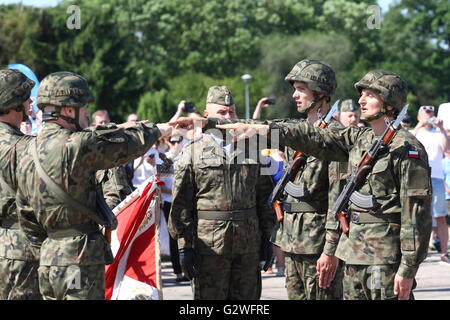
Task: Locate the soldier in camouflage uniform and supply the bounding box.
[214,70,432,300]
[168,86,276,300]
[15,71,171,300]
[0,69,41,300]
[271,60,344,300]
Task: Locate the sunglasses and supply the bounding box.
[420,106,435,112]
[148,154,155,158]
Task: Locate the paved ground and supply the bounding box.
[161,251,450,300]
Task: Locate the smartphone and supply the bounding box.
[265,99,276,105]
[184,102,195,113]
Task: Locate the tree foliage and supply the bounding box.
[0,0,449,123]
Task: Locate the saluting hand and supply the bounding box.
[169,117,208,130]
[216,123,269,142]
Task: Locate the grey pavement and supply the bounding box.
[160,251,450,300]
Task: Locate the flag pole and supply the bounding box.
[154,189,163,300]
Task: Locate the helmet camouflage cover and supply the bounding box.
[354,70,407,111]
[0,69,35,112]
[285,59,337,96]
[38,71,94,110]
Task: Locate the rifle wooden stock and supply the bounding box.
[337,212,349,234]
[273,200,284,222]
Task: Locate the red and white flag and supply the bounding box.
[105,177,163,300]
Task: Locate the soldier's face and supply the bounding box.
[205,103,237,119]
[339,111,360,127]
[358,89,384,119]
[292,81,315,113]
[22,98,33,117]
[78,106,90,129]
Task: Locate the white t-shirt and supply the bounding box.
[416,127,445,179]
[437,103,450,131]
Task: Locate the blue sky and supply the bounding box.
[0,0,397,11]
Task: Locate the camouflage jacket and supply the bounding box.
[273,119,344,254]
[0,122,37,261]
[96,166,133,210]
[168,130,276,255]
[272,120,432,278]
[16,122,160,266]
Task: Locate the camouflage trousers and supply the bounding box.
[0,258,41,300]
[192,252,261,300]
[38,264,105,300]
[343,264,415,300]
[284,252,344,300]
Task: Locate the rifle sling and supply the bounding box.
[282,201,327,214]
[31,140,106,227]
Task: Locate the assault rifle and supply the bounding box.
[331,104,409,234]
[269,100,340,222]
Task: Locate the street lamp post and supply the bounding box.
[241,74,252,119]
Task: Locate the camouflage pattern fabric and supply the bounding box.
[284,253,343,300]
[0,258,40,300]
[16,122,160,300]
[168,130,275,299]
[37,72,94,109]
[272,120,432,280]
[284,59,337,96]
[0,69,34,112]
[206,86,234,106]
[96,166,132,210]
[343,264,415,300]
[269,119,344,300]
[0,122,41,300]
[192,252,260,300]
[38,264,104,300]
[273,119,344,255]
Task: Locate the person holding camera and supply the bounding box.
[413,105,450,264]
[252,97,276,120]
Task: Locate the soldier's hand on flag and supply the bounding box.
[216,123,269,142]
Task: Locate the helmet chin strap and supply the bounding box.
[361,104,386,122]
[299,95,327,115]
[43,107,83,131]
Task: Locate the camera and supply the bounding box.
[265,99,276,105]
[428,117,438,125]
[184,102,195,113]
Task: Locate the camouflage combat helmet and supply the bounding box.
[285,59,337,96]
[0,69,35,113]
[339,99,359,114]
[38,71,94,130]
[285,59,337,114]
[206,86,234,106]
[38,71,94,110]
[354,70,407,121]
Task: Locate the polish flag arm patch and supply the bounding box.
[408,151,419,158]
